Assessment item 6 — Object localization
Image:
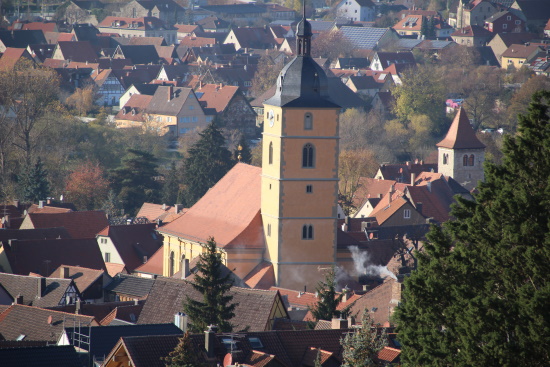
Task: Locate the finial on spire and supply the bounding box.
[296,0,312,56]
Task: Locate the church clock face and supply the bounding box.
[267,109,275,127]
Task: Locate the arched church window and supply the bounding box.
[469,154,475,166]
[302,143,314,168]
[463,154,468,166]
[269,142,273,165]
[304,113,313,130]
[169,251,175,276]
[302,225,313,239]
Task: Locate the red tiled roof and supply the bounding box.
[134,245,164,276]
[27,204,72,214]
[197,83,240,113]
[105,263,127,277]
[99,303,143,325]
[370,196,409,225]
[159,163,264,249]
[244,261,276,289]
[48,265,105,294]
[436,107,485,149]
[377,346,401,363]
[21,211,108,239]
[451,25,492,37]
[271,287,318,308]
[348,279,401,325]
[0,47,31,70]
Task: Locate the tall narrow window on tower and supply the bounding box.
[304,113,313,130]
[269,142,274,165]
[302,143,314,168]
[463,154,468,166]
[469,154,475,166]
[302,225,313,239]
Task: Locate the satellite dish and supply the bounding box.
[47,315,53,325]
[223,353,232,367]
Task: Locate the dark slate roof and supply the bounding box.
[0,345,82,367]
[131,83,161,95]
[514,0,550,21]
[264,56,340,108]
[2,238,106,276]
[118,45,160,64]
[0,273,77,308]
[146,86,193,115]
[72,23,100,42]
[104,274,155,299]
[0,30,46,48]
[56,41,98,63]
[0,305,96,342]
[326,77,367,108]
[47,300,142,322]
[0,227,70,242]
[336,57,370,69]
[63,323,182,360]
[137,277,284,332]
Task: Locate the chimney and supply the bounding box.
[331,316,348,329]
[388,185,394,203]
[347,316,355,328]
[47,198,52,205]
[37,277,46,298]
[391,280,403,305]
[143,255,148,263]
[15,295,23,304]
[13,199,19,209]
[344,216,350,232]
[427,181,432,192]
[75,299,81,314]
[342,286,351,302]
[181,258,190,279]
[205,325,218,358]
[174,312,188,332]
[167,85,173,101]
[411,173,416,186]
[61,266,70,279]
[162,203,167,210]
[174,204,183,214]
[38,200,45,208]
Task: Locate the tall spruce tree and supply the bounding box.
[162,331,204,367]
[19,157,50,203]
[395,90,550,366]
[341,309,388,367]
[162,161,182,206]
[182,122,233,206]
[310,267,343,321]
[183,237,237,333]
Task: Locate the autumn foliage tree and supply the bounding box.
[65,85,96,116]
[311,30,354,60]
[65,161,110,210]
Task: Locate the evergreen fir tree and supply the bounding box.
[110,149,161,215]
[183,237,237,333]
[341,309,388,367]
[162,161,182,205]
[19,157,50,203]
[182,122,233,206]
[395,90,550,366]
[162,331,204,367]
[420,16,428,37]
[233,135,252,164]
[310,267,343,321]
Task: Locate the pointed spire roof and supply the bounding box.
[436,107,485,150]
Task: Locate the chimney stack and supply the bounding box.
[331,316,348,329]
[342,286,350,302]
[37,277,46,298]
[61,266,70,279]
[38,200,45,209]
[411,173,416,186]
[205,325,218,358]
[174,312,188,332]
[75,299,81,314]
[167,85,173,101]
[174,204,183,214]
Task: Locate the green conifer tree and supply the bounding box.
[162,331,204,367]
[233,135,252,164]
[395,90,550,366]
[182,122,233,206]
[341,309,388,367]
[162,161,182,205]
[19,157,50,203]
[183,237,237,333]
[310,267,343,321]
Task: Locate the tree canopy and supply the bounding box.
[341,309,388,367]
[310,267,343,321]
[395,90,550,366]
[183,237,237,333]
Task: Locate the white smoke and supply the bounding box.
[348,245,397,280]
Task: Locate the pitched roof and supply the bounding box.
[55,41,98,62]
[0,273,76,308]
[137,277,284,331]
[370,196,411,225]
[243,261,276,289]
[146,86,193,115]
[159,163,264,249]
[196,83,240,113]
[0,30,46,49]
[134,245,164,276]
[98,223,162,272]
[48,265,105,294]
[0,345,82,367]
[501,43,542,59]
[0,227,70,242]
[2,238,106,276]
[116,94,153,122]
[376,346,401,363]
[339,27,390,50]
[436,107,485,149]
[451,25,492,37]
[117,44,160,64]
[104,274,155,299]
[406,181,454,223]
[99,303,144,325]
[46,300,141,322]
[20,210,109,238]
[0,304,96,342]
[136,202,185,223]
[348,279,400,325]
[0,47,33,70]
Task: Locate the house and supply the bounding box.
[19,210,109,239]
[196,16,230,33]
[0,272,81,308]
[263,3,296,20]
[104,274,156,302]
[27,44,56,63]
[333,57,370,69]
[201,4,266,22]
[58,323,182,366]
[99,301,144,325]
[0,345,83,367]
[370,51,416,71]
[371,91,395,118]
[51,41,98,63]
[0,47,35,70]
[135,203,186,224]
[196,83,257,137]
[374,160,437,183]
[348,279,403,325]
[118,0,185,26]
[500,42,543,69]
[510,0,550,33]
[451,25,494,47]
[0,238,106,276]
[456,0,499,28]
[115,94,155,130]
[0,305,97,342]
[136,276,289,331]
[48,265,109,303]
[369,191,426,227]
[91,68,127,106]
[352,178,408,218]
[146,86,212,137]
[223,27,276,51]
[487,32,536,65]
[335,0,376,22]
[63,0,100,25]
[174,24,202,39]
[97,16,177,45]
[118,83,160,109]
[112,44,161,64]
[345,75,382,97]
[96,223,163,274]
[436,107,485,191]
[0,30,46,52]
[485,10,526,33]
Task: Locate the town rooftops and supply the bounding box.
[0,345,82,367]
[0,273,77,308]
[48,264,105,294]
[104,273,156,300]
[436,107,485,149]
[19,210,108,239]
[197,83,240,113]
[501,43,543,59]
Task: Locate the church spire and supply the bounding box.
[296,0,311,57]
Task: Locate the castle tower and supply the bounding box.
[436,107,485,191]
[261,9,341,290]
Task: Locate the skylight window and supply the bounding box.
[248,337,264,349]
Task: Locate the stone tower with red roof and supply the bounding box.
[436,107,485,191]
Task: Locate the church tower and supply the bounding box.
[437,107,485,191]
[261,9,341,290]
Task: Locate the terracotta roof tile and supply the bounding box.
[271,287,318,309]
[134,245,164,276]
[436,107,485,149]
[105,262,127,277]
[99,303,144,325]
[197,83,239,113]
[0,47,31,70]
[159,163,264,249]
[244,261,275,289]
[348,279,401,325]
[376,346,401,363]
[20,210,109,239]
